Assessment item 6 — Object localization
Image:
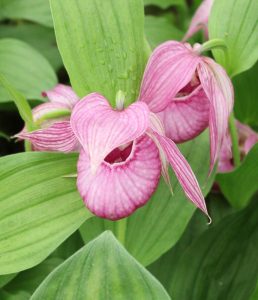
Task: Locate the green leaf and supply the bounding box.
[144,0,184,9]
[51,230,84,260]
[209,0,258,77]
[5,257,63,294]
[0,131,10,141]
[0,0,53,27]
[0,290,30,300]
[0,24,62,71]
[0,152,91,275]
[0,274,17,288]
[0,74,35,131]
[148,194,235,293]
[145,16,183,48]
[80,131,213,266]
[49,0,149,106]
[0,38,57,102]
[233,62,258,127]
[250,281,258,300]
[31,231,171,300]
[170,197,258,300]
[217,144,258,209]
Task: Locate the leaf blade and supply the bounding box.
[31,231,171,300]
[0,152,91,274]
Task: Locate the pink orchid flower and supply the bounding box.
[183,0,214,41]
[218,121,258,173]
[139,41,234,171]
[17,84,79,152]
[18,88,209,221]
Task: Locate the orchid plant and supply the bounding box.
[0,0,257,299]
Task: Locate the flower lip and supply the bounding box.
[175,73,202,100]
[104,140,135,167]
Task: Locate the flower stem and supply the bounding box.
[198,39,227,54]
[24,140,32,152]
[229,113,241,167]
[116,217,127,246]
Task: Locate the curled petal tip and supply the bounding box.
[207,214,212,225]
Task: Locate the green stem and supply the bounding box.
[198,38,227,54]
[116,218,127,246]
[229,113,241,167]
[24,140,32,152]
[35,109,71,126]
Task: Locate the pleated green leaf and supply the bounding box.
[217,144,258,209]
[5,258,63,294]
[144,0,184,8]
[0,75,35,131]
[0,0,53,27]
[31,231,171,300]
[0,274,17,288]
[170,197,258,300]
[148,194,235,296]
[49,0,149,106]
[209,0,258,77]
[233,62,258,127]
[80,131,214,266]
[0,24,62,71]
[0,152,91,275]
[0,39,57,102]
[145,16,183,49]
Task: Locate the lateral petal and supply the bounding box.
[77,135,161,220]
[139,41,201,112]
[198,57,234,171]
[70,93,149,173]
[158,87,210,143]
[17,121,79,152]
[150,131,210,218]
[42,84,79,109]
[183,0,214,41]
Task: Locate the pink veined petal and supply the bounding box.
[42,84,79,109]
[77,135,161,220]
[148,113,171,190]
[16,121,79,152]
[198,57,234,171]
[158,86,210,143]
[138,41,202,112]
[183,0,214,41]
[150,130,210,219]
[71,93,150,173]
[218,133,233,173]
[244,135,258,154]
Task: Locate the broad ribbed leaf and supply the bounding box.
[0,24,62,71]
[145,16,183,48]
[0,75,35,131]
[0,39,57,102]
[80,131,213,266]
[170,197,258,300]
[5,258,63,295]
[250,282,258,300]
[0,290,30,300]
[148,194,235,294]
[0,274,17,288]
[217,144,258,209]
[50,0,149,106]
[144,0,184,8]
[31,231,170,300]
[0,152,91,274]
[0,0,53,27]
[209,0,258,77]
[233,62,258,127]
